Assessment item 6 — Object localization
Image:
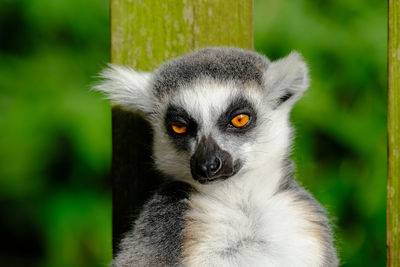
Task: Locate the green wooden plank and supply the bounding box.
[111,0,253,68]
[110,0,253,254]
[388,0,400,266]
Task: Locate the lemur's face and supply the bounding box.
[154,79,266,184]
[96,47,309,185]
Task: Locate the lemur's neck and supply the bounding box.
[193,154,287,200]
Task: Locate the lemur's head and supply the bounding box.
[96,47,309,185]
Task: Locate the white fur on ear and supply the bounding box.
[264,51,310,109]
[94,64,155,114]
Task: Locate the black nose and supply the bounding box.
[196,155,222,178]
[190,136,234,183]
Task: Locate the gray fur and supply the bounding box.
[113,182,192,267]
[152,47,269,97]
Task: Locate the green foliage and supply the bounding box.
[0,0,386,266]
[0,0,112,266]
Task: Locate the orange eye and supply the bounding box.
[231,114,249,128]
[172,124,187,134]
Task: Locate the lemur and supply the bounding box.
[96,47,338,267]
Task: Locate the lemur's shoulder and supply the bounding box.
[113,181,193,267]
[276,178,339,266]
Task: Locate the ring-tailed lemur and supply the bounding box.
[95,47,338,267]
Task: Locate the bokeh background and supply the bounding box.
[0,0,386,266]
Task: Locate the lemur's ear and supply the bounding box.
[264,51,309,109]
[94,64,156,114]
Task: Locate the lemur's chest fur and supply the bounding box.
[181,173,332,267]
[113,174,337,267]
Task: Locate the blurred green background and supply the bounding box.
[0,0,386,266]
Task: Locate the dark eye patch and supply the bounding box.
[165,105,198,150]
[217,97,257,134]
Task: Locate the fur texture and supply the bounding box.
[95,47,338,267]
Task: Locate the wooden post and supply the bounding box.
[388,0,400,266]
[110,0,253,255]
